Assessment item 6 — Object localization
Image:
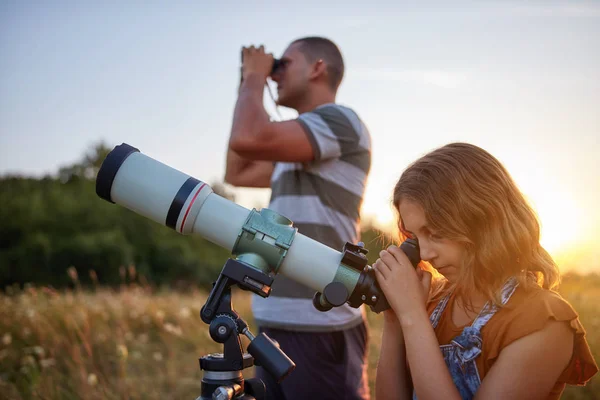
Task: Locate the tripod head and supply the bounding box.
[196,258,295,400]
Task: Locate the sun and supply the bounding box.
[528,191,582,255]
[360,182,397,232]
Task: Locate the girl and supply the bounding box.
[373,143,597,399]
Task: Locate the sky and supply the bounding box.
[1,1,599,273]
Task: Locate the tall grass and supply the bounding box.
[1,273,598,399]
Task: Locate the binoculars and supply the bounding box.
[270,58,282,75]
[240,49,282,82]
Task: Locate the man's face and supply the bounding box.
[271,42,310,109]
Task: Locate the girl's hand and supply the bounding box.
[373,245,432,323]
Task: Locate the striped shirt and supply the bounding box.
[251,103,372,332]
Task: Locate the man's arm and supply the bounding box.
[224,73,306,187]
[228,73,314,162]
[225,46,315,187]
[224,148,274,188]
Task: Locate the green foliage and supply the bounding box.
[359,226,395,266]
[0,144,231,289]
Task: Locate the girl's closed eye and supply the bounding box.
[429,232,443,241]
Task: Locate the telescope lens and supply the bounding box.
[96,143,139,203]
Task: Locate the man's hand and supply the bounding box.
[241,45,274,82]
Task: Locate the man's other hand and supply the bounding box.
[241,45,274,81]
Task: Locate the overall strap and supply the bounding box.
[451,277,519,364]
[471,277,519,331]
[430,293,451,329]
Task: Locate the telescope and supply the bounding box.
[95,143,420,400]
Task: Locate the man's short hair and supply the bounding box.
[291,37,344,91]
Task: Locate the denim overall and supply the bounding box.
[413,278,518,400]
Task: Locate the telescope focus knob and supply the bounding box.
[312,281,349,312]
[323,281,349,307]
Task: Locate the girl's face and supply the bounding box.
[399,199,467,283]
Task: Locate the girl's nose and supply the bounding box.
[419,241,437,263]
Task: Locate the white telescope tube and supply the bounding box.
[277,234,340,293]
[96,143,343,293]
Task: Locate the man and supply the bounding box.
[225,36,372,400]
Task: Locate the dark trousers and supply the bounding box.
[254,322,370,400]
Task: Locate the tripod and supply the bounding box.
[196,258,295,400]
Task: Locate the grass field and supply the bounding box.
[1,273,598,399]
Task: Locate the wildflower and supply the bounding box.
[117,344,128,360]
[153,352,163,361]
[24,346,45,358]
[32,346,45,358]
[42,287,57,297]
[128,264,137,281]
[138,333,149,344]
[25,285,36,297]
[179,307,191,319]
[40,358,56,368]
[2,333,11,346]
[156,310,165,320]
[87,373,98,386]
[22,327,31,338]
[164,323,182,337]
[26,309,35,319]
[67,266,79,282]
[89,270,98,284]
[21,355,36,366]
[96,333,108,343]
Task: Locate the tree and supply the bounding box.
[58,141,112,183]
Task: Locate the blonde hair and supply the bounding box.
[393,143,560,306]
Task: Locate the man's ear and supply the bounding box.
[309,59,327,81]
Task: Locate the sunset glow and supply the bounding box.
[360,177,588,272]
